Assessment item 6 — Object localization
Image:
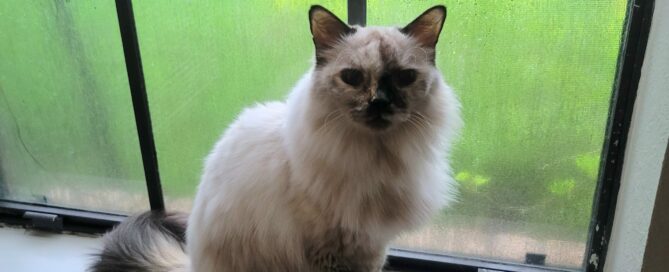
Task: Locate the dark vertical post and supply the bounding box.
[114,0,165,211]
[585,0,655,271]
[348,0,366,26]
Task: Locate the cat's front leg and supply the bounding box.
[306,242,385,272]
[358,249,386,272]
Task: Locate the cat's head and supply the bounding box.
[309,5,447,132]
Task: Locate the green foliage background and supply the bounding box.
[0,0,627,245]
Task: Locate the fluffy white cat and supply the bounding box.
[91,5,461,272]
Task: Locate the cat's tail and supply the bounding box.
[88,211,190,272]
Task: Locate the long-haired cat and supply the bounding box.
[90,5,461,272]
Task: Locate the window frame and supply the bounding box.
[0,0,655,271]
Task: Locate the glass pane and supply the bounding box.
[133,1,347,211]
[0,1,147,213]
[368,0,627,269]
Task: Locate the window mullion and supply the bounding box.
[347,0,366,26]
[114,0,165,211]
[585,0,655,271]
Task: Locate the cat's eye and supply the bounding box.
[394,69,417,87]
[340,68,364,86]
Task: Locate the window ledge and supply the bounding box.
[0,226,101,272]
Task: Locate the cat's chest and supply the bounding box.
[292,171,417,225]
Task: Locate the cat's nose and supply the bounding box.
[369,100,390,114]
[370,89,391,107]
[368,91,392,117]
[369,98,390,109]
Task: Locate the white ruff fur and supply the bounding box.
[187,23,461,272]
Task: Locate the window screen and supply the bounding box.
[0,1,148,213]
[368,0,627,268]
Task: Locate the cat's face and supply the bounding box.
[309,6,446,132]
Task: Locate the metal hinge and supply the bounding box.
[23,211,63,232]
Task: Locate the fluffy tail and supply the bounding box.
[89,211,190,272]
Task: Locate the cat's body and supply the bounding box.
[188,65,458,271]
[91,6,460,272]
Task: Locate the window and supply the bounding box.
[370,1,626,269]
[0,1,148,214]
[0,0,655,271]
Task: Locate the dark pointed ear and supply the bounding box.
[309,5,352,65]
[401,5,447,48]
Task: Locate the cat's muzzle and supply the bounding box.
[364,96,394,130]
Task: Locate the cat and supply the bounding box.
[90,5,461,272]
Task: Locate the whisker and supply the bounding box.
[323,114,345,135]
[315,110,344,135]
[413,112,434,128]
[413,113,436,139]
[407,117,429,139]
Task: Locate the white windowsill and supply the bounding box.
[0,226,102,272]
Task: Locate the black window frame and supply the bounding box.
[0,0,655,271]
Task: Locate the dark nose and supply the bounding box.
[371,88,390,106]
[368,89,391,115]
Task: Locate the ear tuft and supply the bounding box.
[401,5,447,48]
[309,5,352,64]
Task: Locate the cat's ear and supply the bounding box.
[309,5,352,65]
[401,5,447,48]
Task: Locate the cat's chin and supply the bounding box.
[364,117,393,131]
[350,118,401,134]
[350,113,412,133]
